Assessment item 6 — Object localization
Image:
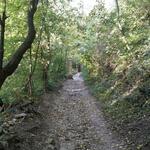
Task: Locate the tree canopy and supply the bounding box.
[0,0,150,149]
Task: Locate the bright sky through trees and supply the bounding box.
[105,0,116,11]
[70,0,96,15]
[71,0,116,15]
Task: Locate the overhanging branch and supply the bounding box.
[3,0,39,76]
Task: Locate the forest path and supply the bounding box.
[35,73,126,150]
[11,73,127,150]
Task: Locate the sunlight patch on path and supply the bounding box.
[73,72,84,82]
[64,73,86,92]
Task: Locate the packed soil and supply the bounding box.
[1,73,127,150]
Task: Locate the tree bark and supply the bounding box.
[0,0,39,89]
[43,63,49,92]
[0,0,7,70]
[0,70,6,88]
[115,0,120,16]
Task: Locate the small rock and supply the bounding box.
[15,113,27,119]
[47,145,55,150]
[12,118,17,123]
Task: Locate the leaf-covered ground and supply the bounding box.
[0,74,127,150]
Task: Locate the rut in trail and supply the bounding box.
[15,73,126,150]
[36,73,126,150]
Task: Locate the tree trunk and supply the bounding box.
[43,64,49,92]
[0,0,7,70]
[0,0,39,89]
[0,71,6,89]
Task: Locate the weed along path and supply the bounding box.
[6,73,126,150]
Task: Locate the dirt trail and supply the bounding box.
[35,73,126,150]
[8,73,126,150]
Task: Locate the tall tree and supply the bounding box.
[0,0,39,88]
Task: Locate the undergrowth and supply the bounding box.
[83,65,150,149]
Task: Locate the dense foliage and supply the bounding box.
[81,0,150,149]
[0,0,150,149]
[0,0,80,103]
